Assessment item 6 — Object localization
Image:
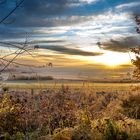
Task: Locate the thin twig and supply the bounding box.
[0,0,25,24]
[0,42,34,58]
[1,58,38,67]
[0,36,28,72]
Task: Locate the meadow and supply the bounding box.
[0,81,140,140]
[3,80,136,91]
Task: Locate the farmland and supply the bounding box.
[3,80,137,91]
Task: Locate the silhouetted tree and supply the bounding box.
[0,0,40,76]
[131,15,140,79]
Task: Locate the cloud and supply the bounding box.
[0,0,139,29]
[18,39,64,45]
[40,45,103,56]
[102,36,140,52]
[0,0,109,28]
[79,0,100,4]
[0,39,65,50]
[116,2,140,10]
[115,1,140,15]
[0,0,140,54]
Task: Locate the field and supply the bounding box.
[0,81,140,140]
[3,80,137,91]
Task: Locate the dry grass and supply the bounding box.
[0,84,139,139]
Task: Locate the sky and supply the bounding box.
[0,0,140,80]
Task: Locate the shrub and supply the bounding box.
[53,128,73,140]
[103,119,128,140]
[121,93,140,119]
[15,132,25,140]
[2,87,9,92]
[71,125,93,140]
[71,112,94,140]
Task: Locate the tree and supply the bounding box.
[0,0,39,80]
[131,15,140,79]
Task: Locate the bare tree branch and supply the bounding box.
[0,0,43,80]
[0,0,25,24]
[0,41,35,58]
[1,57,38,68]
[0,36,28,72]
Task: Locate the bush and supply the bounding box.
[103,119,128,140]
[53,128,73,140]
[72,112,94,140]
[15,132,25,140]
[72,125,93,140]
[121,93,140,119]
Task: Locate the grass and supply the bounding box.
[0,83,140,139]
[3,80,134,91]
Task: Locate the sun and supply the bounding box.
[63,50,132,68]
[101,54,126,67]
[92,51,131,67]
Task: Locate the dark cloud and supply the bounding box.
[0,0,110,28]
[0,39,65,49]
[1,0,140,28]
[12,39,65,44]
[23,0,68,16]
[1,0,140,54]
[0,0,139,34]
[40,45,103,56]
[14,16,93,28]
[102,36,140,52]
[0,40,103,56]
